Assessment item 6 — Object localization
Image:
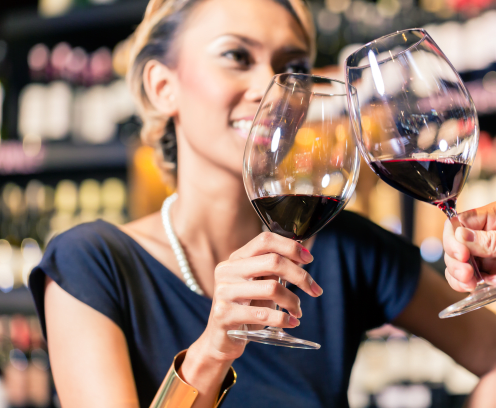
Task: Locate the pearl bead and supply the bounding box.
[162,193,202,295]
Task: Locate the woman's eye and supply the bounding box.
[284,62,310,74]
[223,50,251,66]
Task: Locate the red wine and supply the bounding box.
[369,158,470,206]
[252,194,343,242]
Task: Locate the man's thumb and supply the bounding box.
[456,227,496,257]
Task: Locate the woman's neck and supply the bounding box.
[173,152,261,269]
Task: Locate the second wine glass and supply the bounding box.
[344,28,494,319]
[227,73,360,349]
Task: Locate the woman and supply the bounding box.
[29,0,496,407]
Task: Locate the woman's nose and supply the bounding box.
[245,66,276,103]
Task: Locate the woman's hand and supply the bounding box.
[443,202,496,292]
[201,231,322,361]
[179,232,322,407]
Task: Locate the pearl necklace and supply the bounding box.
[161,193,205,296]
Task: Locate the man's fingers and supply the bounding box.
[455,228,496,258]
[444,268,477,292]
[458,202,496,231]
[443,219,470,262]
[444,252,476,284]
[458,207,489,231]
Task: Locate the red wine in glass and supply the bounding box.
[345,28,494,318]
[369,158,470,209]
[229,74,360,349]
[252,194,344,242]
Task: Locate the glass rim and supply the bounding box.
[345,28,428,70]
[272,73,350,97]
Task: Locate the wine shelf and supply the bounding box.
[1,1,147,39]
[0,140,129,177]
[0,287,36,315]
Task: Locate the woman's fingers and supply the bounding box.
[216,253,323,297]
[229,232,313,265]
[216,280,302,317]
[212,301,299,330]
[210,231,322,341]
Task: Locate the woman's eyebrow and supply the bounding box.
[275,46,309,57]
[210,34,262,48]
[210,34,309,55]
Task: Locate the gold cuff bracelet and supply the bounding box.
[149,350,237,408]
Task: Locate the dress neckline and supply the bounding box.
[96,219,213,302]
[96,219,321,299]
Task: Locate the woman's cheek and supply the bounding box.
[181,60,245,109]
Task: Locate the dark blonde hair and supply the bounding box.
[125,0,316,177]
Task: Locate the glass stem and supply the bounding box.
[441,201,485,285]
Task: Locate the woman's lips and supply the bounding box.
[232,119,253,139]
[231,119,272,144]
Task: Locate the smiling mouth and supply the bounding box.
[231,119,271,141]
[232,120,253,139]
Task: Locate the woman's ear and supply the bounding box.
[143,60,178,116]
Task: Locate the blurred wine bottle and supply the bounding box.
[50,180,78,237]
[0,40,7,143]
[78,179,101,224]
[38,0,74,17]
[5,316,30,408]
[2,184,27,247]
[27,317,50,408]
[0,177,126,293]
[101,178,127,225]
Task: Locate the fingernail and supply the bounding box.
[459,228,475,243]
[461,281,476,292]
[289,316,300,327]
[484,273,496,285]
[311,280,323,296]
[300,247,314,263]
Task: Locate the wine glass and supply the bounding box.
[344,28,493,319]
[227,73,360,349]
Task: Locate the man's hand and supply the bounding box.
[443,203,496,292]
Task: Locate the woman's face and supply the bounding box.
[171,0,311,176]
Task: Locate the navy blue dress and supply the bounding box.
[29,211,420,408]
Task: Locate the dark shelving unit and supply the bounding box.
[1,1,147,40]
[0,287,36,315]
[0,3,144,314]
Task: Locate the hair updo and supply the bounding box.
[125,0,315,179]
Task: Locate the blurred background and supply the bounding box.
[0,0,495,407]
